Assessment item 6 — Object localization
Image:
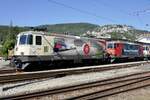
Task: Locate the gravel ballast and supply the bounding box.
[0,63,150,99]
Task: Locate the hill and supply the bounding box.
[37,23,98,35]
[83,24,150,41]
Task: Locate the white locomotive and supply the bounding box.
[12,31,105,70]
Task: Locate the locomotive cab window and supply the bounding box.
[124,44,129,50]
[36,36,42,45]
[19,35,26,45]
[107,43,114,48]
[19,34,33,45]
[27,35,33,45]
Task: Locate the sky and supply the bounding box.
[0,0,150,31]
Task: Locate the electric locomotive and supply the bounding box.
[106,39,144,62]
[11,31,106,70]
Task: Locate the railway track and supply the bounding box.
[0,61,149,84]
[70,72,150,100]
[1,71,150,99]
[0,69,16,74]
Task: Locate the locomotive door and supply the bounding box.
[115,43,122,57]
[32,35,43,55]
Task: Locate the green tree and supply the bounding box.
[1,26,20,56]
[111,32,123,39]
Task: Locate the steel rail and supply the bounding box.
[0,69,16,74]
[1,71,150,99]
[0,61,149,84]
[71,76,150,100]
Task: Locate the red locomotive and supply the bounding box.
[105,39,144,62]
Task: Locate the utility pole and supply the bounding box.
[9,20,13,35]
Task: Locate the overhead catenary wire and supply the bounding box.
[89,0,135,26]
[92,0,150,30]
[90,0,148,30]
[136,15,146,29]
[92,0,131,16]
[47,0,118,23]
[133,8,150,16]
[133,7,150,29]
[48,0,150,31]
[93,0,150,17]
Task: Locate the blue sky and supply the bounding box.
[0,0,150,30]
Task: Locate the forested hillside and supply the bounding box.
[37,23,98,35]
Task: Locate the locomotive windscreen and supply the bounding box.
[19,34,33,45]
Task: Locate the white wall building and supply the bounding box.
[137,34,150,43]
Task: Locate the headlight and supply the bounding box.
[21,52,24,55]
[16,47,18,51]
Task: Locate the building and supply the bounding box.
[137,34,150,43]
